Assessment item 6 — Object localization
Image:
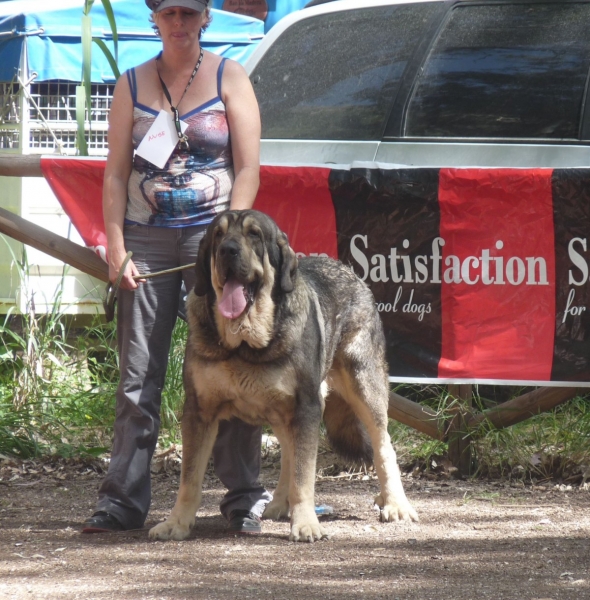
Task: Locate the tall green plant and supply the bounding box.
[159,319,189,444]
[0,238,115,457]
[76,0,120,155]
[0,245,67,407]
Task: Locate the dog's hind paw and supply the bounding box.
[149,518,193,541]
[262,499,290,521]
[289,520,329,543]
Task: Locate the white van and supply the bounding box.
[244,0,590,385]
[246,0,590,168]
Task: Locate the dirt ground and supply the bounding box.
[0,446,588,600]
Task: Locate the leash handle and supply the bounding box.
[103,251,134,323]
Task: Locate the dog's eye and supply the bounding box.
[248,229,262,239]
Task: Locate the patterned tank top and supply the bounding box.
[125,58,234,227]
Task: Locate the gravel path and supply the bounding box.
[1,453,589,599]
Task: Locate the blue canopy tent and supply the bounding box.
[0,0,265,83]
[0,1,265,315]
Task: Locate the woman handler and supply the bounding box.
[83,0,271,534]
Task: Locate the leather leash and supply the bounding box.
[103,251,196,322]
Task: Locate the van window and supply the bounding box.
[404,2,590,140]
[251,3,439,141]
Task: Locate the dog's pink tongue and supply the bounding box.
[219,278,247,319]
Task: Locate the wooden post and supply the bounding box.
[447,384,473,476]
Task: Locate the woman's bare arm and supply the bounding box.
[102,74,143,289]
[222,60,261,210]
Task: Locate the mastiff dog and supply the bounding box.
[149,210,418,542]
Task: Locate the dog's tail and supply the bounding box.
[323,394,373,464]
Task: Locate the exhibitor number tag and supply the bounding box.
[135,110,188,169]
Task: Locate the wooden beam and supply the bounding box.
[467,386,581,430]
[0,206,109,283]
[0,155,43,177]
[388,391,445,441]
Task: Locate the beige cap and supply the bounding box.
[146,0,208,13]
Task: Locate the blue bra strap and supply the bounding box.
[217,58,227,97]
[126,68,138,105]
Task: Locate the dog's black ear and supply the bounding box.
[193,226,213,296]
[277,230,298,293]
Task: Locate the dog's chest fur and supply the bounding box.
[185,357,300,426]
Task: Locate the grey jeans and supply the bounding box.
[96,223,271,529]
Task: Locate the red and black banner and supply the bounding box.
[41,158,590,384]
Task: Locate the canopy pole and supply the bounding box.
[0,154,43,177]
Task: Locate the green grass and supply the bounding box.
[0,310,188,458]
[390,383,590,481]
[159,318,188,443]
[473,395,590,481]
[0,241,190,458]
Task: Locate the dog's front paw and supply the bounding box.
[262,498,290,521]
[149,516,193,541]
[375,494,419,523]
[289,518,329,543]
